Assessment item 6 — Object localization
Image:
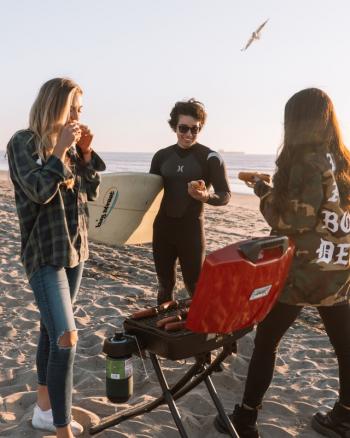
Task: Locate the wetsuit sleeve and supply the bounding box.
[150,151,162,175]
[206,153,231,206]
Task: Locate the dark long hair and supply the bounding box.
[272,88,350,212]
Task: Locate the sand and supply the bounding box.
[0,169,339,437]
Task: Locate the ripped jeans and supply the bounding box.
[29,263,84,427]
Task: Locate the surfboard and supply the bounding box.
[88,172,163,245]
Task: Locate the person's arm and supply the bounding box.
[7,132,73,204]
[258,161,324,234]
[150,151,161,175]
[76,147,106,201]
[205,152,231,206]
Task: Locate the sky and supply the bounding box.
[1,0,350,154]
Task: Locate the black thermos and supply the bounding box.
[103,332,136,403]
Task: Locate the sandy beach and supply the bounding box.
[0,169,339,437]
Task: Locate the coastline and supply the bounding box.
[0,169,259,206]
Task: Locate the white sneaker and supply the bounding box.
[32,404,84,435]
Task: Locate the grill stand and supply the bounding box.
[90,343,239,437]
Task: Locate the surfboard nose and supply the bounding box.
[88,172,164,245]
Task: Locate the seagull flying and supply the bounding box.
[241,19,269,51]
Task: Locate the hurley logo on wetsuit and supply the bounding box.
[177,165,184,173]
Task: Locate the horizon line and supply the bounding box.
[0,149,276,156]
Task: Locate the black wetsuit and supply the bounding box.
[150,143,230,304]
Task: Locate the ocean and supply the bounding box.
[0,150,276,195]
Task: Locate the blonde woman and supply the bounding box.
[7,78,105,438]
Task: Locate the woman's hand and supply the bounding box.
[53,122,81,161]
[188,180,209,202]
[77,124,93,152]
[77,124,94,162]
[244,176,259,188]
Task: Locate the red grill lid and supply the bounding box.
[185,236,295,334]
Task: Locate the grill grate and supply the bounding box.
[129,299,191,337]
[124,300,252,360]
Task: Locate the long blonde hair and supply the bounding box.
[29,77,82,160]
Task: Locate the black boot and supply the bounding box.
[311,401,350,438]
[214,404,260,437]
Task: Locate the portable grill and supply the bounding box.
[123,299,252,360]
[90,236,294,438]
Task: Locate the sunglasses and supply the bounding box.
[177,124,200,135]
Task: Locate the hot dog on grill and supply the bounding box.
[156,314,182,328]
[131,300,178,320]
[156,308,189,328]
[130,299,191,321]
[131,307,158,320]
[238,172,271,184]
[164,321,187,331]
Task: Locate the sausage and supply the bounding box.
[156,314,182,328]
[164,321,187,331]
[131,307,158,320]
[190,180,206,190]
[238,172,270,184]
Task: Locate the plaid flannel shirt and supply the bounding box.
[7,129,106,279]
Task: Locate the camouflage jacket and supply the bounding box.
[258,149,350,306]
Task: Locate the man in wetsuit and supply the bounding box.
[150,99,231,305]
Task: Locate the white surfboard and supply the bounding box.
[88,172,163,245]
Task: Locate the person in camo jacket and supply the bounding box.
[214,88,350,438]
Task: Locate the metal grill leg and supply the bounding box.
[149,353,189,438]
[89,345,237,436]
[204,375,239,438]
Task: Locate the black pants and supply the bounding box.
[243,301,350,407]
[152,215,205,304]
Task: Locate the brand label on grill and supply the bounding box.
[249,285,272,300]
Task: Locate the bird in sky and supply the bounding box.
[241,19,269,51]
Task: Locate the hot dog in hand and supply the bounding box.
[238,172,271,185]
[188,179,209,202]
[190,179,206,190]
[238,172,271,183]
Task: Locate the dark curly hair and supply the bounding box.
[272,88,350,212]
[168,98,207,131]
